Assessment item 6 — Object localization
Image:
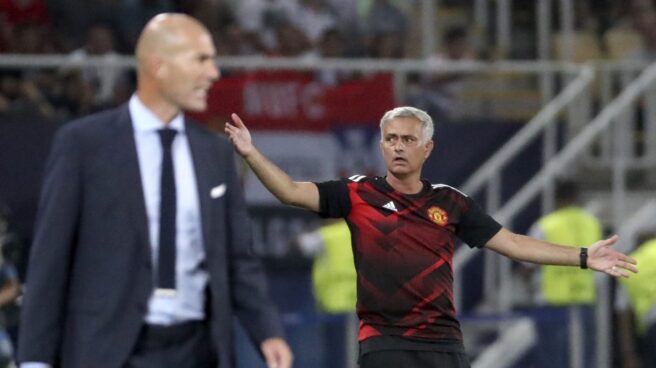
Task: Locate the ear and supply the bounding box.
[424,140,434,159]
[151,56,167,80]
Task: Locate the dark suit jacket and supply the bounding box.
[17,105,283,368]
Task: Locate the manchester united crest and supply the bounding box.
[427,206,448,226]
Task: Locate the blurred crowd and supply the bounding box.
[0,0,418,122]
[2,0,656,122]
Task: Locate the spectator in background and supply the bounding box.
[309,28,355,85]
[324,0,362,56]
[361,0,407,57]
[616,236,656,368]
[0,265,16,367]
[628,0,656,60]
[2,22,62,119]
[183,0,239,55]
[0,70,56,120]
[0,203,20,367]
[272,21,312,57]
[295,0,337,46]
[50,69,96,119]
[406,26,477,122]
[367,31,405,59]
[213,21,256,56]
[295,219,357,368]
[361,0,407,36]
[316,28,345,58]
[66,23,128,108]
[327,0,357,26]
[514,180,602,368]
[235,0,299,54]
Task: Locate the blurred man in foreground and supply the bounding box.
[18,13,292,368]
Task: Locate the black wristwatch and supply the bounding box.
[579,247,588,269]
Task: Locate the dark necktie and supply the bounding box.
[157,128,177,294]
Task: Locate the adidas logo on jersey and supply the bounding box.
[382,201,398,212]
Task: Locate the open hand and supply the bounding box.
[588,235,638,278]
[225,113,255,158]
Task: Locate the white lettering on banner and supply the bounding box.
[243,81,325,120]
[300,82,325,120]
[243,82,262,115]
[243,82,298,118]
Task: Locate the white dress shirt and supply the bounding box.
[129,95,208,325]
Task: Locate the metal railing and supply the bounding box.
[455,62,656,368]
[453,63,595,310]
[0,54,586,114]
[586,61,656,170]
[471,317,537,368]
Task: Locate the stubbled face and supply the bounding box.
[380,117,433,179]
[157,29,219,112]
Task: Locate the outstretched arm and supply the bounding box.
[225,113,320,212]
[485,228,638,278]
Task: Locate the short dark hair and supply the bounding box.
[444,26,467,44]
[555,180,579,204]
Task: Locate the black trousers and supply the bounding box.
[360,350,471,368]
[124,321,215,368]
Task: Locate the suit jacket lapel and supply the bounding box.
[113,106,150,251]
[186,124,213,255]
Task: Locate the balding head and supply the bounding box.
[136,13,210,71]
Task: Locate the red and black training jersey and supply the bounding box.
[315,175,501,351]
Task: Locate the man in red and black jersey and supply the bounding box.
[225,106,638,368]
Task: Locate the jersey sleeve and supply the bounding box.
[457,196,502,248]
[315,179,352,218]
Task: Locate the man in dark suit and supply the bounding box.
[17,13,293,368]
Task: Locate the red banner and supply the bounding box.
[192,71,395,131]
